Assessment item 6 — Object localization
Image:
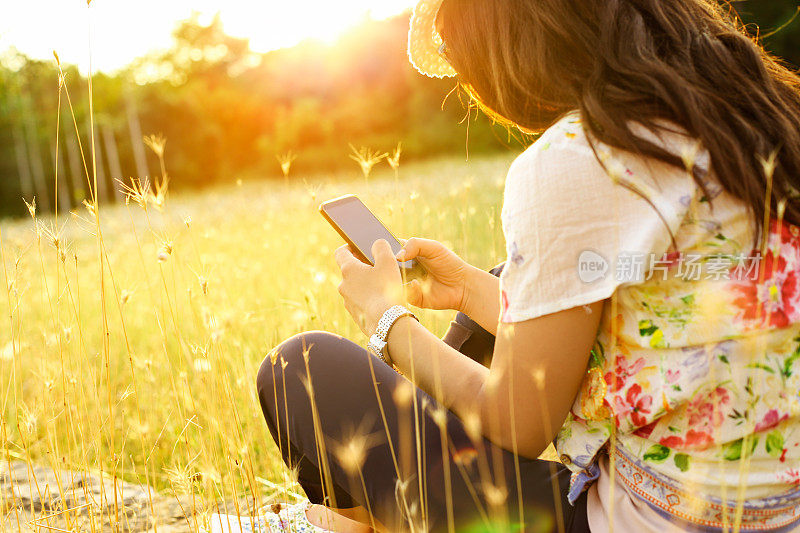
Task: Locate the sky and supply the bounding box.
[0,0,416,74]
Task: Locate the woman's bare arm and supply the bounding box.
[387,300,604,458]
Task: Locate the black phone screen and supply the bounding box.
[323,196,415,269]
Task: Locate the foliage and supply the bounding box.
[0,3,798,218]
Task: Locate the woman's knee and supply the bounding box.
[255,330,342,407]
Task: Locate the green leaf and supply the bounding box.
[723,439,742,461]
[718,354,730,364]
[746,362,774,373]
[766,431,785,458]
[638,320,659,337]
[724,437,759,461]
[783,350,800,378]
[643,444,671,463]
[674,453,690,472]
[680,294,695,305]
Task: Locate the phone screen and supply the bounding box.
[322,196,415,269]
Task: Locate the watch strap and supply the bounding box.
[367,305,418,363]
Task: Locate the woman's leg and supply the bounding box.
[256,330,588,532]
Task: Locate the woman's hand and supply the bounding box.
[396,238,474,312]
[335,240,404,337]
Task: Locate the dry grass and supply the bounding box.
[0,151,513,529]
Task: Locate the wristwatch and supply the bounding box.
[367,305,418,364]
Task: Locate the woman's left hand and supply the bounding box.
[335,239,405,336]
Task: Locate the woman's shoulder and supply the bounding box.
[510,111,594,172]
[504,112,617,214]
[505,110,702,214]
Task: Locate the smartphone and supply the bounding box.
[320,194,427,280]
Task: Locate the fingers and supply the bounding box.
[404,279,422,307]
[372,239,397,270]
[396,237,443,261]
[334,245,359,272]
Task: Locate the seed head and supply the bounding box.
[387,142,402,170]
[759,149,780,181]
[119,177,150,209]
[681,140,702,173]
[143,133,166,158]
[349,144,386,179]
[332,422,382,475]
[82,199,97,217]
[482,483,508,508]
[277,151,298,178]
[23,197,36,219]
[149,175,169,211]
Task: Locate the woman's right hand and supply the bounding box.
[396,238,475,312]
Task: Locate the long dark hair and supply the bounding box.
[438,0,800,247]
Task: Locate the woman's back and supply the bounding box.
[498,111,800,530]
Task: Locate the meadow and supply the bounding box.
[0,151,515,528]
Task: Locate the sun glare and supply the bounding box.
[0,0,416,73]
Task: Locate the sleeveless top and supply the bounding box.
[498,112,800,530]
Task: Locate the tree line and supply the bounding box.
[0,2,797,218]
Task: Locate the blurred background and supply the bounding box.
[0,0,798,218]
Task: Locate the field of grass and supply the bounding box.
[0,152,515,525]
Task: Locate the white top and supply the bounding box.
[499,112,698,324]
[498,112,697,530]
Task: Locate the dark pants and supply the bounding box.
[256,267,589,532]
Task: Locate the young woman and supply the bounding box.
[244,0,800,531]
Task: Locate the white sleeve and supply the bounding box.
[498,119,696,323]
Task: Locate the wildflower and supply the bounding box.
[143,134,166,159]
[39,222,64,252]
[681,140,702,172]
[119,177,150,209]
[332,420,382,474]
[349,144,386,180]
[19,405,37,436]
[23,197,36,219]
[462,411,482,442]
[165,463,195,495]
[277,151,298,179]
[392,380,414,407]
[483,482,508,507]
[387,142,402,170]
[149,175,169,211]
[759,149,780,181]
[82,199,97,217]
[429,404,448,430]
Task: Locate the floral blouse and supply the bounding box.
[499,112,800,530]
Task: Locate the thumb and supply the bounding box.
[372,239,396,270]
